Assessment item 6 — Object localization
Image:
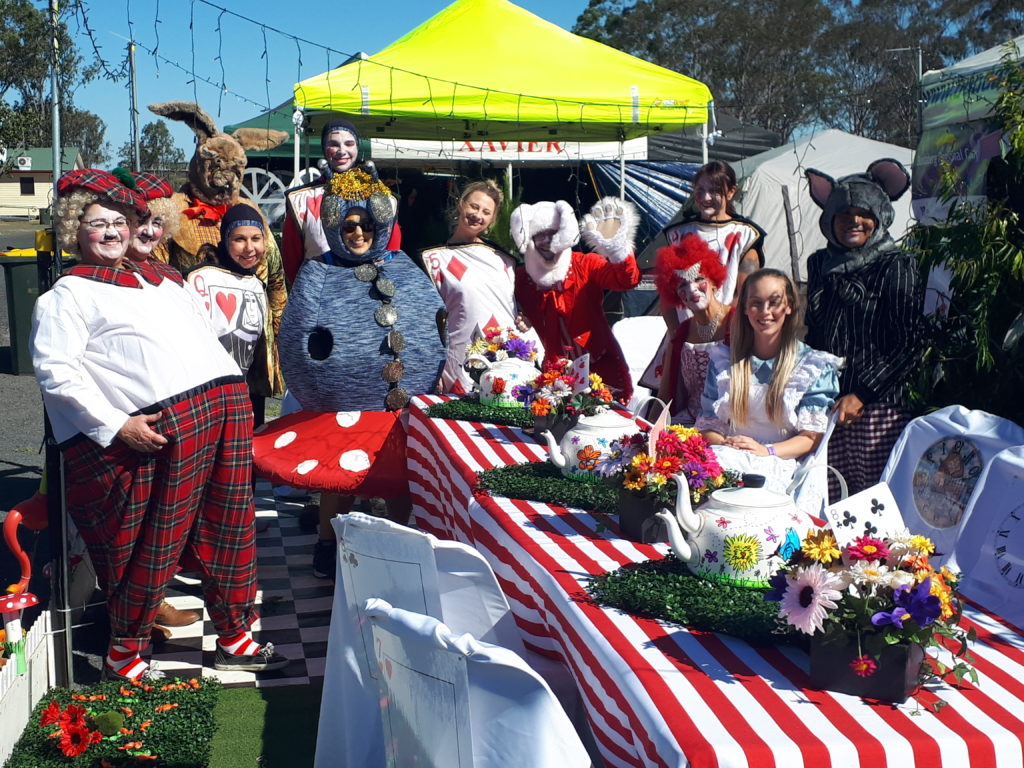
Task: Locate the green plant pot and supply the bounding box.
[809,634,925,703]
[617,488,667,544]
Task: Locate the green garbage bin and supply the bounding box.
[0,254,41,376]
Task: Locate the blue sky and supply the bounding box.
[64,0,591,158]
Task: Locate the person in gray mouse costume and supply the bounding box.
[804,159,923,499]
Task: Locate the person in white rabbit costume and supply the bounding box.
[513,196,641,402]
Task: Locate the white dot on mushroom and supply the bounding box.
[335,412,361,428]
[295,459,318,475]
[274,431,298,449]
[339,450,371,472]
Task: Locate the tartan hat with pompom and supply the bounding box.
[57,169,148,214]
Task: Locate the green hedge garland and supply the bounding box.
[587,553,801,645]
[5,676,220,767]
[426,399,534,429]
[477,461,619,514]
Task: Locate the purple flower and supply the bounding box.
[504,337,536,361]
[511,384,532,402]
[871,577,941,629]
[871,606,910,628]
[682,461,711,488]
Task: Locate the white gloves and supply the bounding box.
[580,196,638,263]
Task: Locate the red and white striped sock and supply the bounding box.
[217,632,262,657]
[106,644,148,680]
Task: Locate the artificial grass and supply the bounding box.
[5,676,220,767]
[587,553,801,645]
[209,682,322,768]
[477,461,619,514]
[425,398,534,429]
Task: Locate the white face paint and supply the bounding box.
[678,276,714,311]
[128,214,165,259]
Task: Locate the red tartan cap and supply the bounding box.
[57,169,148,214]
[131,172,174,201]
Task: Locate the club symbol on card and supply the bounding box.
[863,521,878,536]
[870,499,885,515]
[841,510,857,527]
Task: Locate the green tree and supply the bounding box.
[573,0,835,141]
[116,120,187,173]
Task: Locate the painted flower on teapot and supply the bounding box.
[543,408,642,481]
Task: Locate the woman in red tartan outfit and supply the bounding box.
[30,170,287,679]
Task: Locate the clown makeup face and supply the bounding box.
[692,177,736,222]
[744,275,792,343]
[832,206,877,249]
[128,213,165,260]
[324,130,359,173]
[676,272,716,311]
[532,227,561,262]
[226,225,265,271]
[342,211,374,256]
[77,202,132,267]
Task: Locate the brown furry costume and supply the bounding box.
[149,100,289,398]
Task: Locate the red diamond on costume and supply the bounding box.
[446,255,468,281]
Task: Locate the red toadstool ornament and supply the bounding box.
[3,494,43,673]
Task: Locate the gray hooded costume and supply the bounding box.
[804,159,922,408]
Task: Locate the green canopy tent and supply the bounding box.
[291,0,713,144]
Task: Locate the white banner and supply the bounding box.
[368,136,647,162]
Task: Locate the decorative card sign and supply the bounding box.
[823,482,905,551]
[570,354,591,394]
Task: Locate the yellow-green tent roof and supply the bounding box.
[293,0,712,142]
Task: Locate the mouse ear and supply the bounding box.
[867,158,911,201]
[805,169,835,209]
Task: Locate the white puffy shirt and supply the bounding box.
[31,269,243,446]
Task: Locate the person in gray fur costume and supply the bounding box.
[804,158,923,499]
[260,163,444,573]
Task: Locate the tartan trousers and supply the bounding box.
[62,382,257,649]
[827,402,911,502]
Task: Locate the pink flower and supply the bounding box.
[846,536,891,562]
[850,654,878,677]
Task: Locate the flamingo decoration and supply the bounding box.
[2,491,46,674]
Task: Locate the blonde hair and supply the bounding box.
[728,269,801,428]
[55,190,138,255]
[143,196,181,242]
[452,179,503,233]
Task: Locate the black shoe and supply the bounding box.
[312,539,337,580]
[213,642,289,672]
[298,503,320,533]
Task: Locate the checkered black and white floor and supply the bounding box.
[151,481,333,688]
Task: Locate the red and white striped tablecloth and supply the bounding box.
[407,395,1024,768]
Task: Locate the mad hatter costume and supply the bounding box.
[31,170,287,679]
[804,159,923,497]
[259,165,445,497]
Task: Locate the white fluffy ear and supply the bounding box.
[551,200,580,253]
[509,203,533,255]
[579,196,638,262]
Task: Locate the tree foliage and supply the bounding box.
[907,48,1024,424]
[116,120,187,174]
[573,0,1024,145]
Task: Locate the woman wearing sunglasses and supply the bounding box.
[267,165,445,577]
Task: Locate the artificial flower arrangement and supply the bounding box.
[512,356,615,418]
[769,528,977,691]
[595,424,741,508]
[464,325,539,367]
[6,675,219,767]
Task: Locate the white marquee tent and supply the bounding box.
[735,129,915,282]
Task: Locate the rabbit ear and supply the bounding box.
[867,158,911,201]
[148,101,219,142]
[805,169,835,209]
[231,128,290,152]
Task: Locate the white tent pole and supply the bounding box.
[701,122,709,165]
[292,109,304,181]
[618,140,625,198]
[506,163,513,200]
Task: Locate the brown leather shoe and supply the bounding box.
[155,600,201,627]
[150,624,172,644]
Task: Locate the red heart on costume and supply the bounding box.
[215,292,237,320]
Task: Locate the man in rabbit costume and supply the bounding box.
[148,100,290,413]
[513,197,641,403]
[804,159,923,498]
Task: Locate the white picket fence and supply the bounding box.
[0,611,54,764]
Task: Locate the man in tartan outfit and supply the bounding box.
[30,169,288,679]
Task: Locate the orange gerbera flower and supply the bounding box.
[530,397,552,416]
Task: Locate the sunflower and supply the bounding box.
[723,533,761,572]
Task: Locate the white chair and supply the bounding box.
[314,513,589,767]
[787,410,847,519]
[611,315,666,412]
[880,405,1024,564]
[365,598,593,768]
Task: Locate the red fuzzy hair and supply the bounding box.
[654,234,727,307]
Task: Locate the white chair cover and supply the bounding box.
[880,405,1024,565]
[788,410,845,518]
[611,315,666,412]
[365,598,593,768]
[314,513,586,767]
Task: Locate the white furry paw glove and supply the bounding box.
[580,196,638,263]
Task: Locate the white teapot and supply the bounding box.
[542,408,640,482]
[655,475,813,587]
[464,355,537,407]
